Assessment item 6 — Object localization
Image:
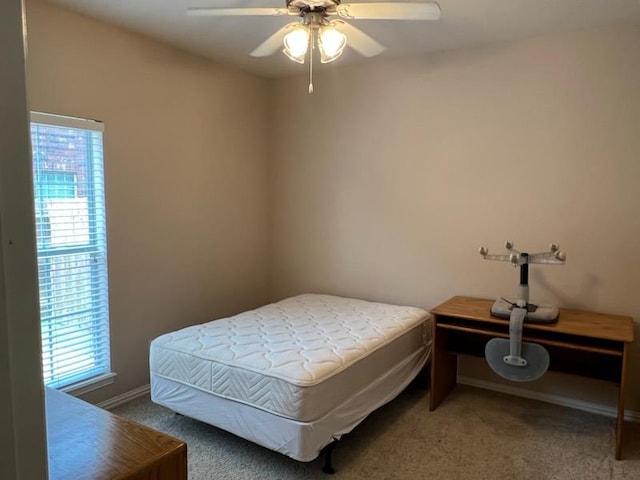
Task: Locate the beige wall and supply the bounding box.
[23,0,640,414]
[25,0,271,403]
[1,0,48,478]
[269,27,640,410]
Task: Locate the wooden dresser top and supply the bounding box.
[46,387,185,480]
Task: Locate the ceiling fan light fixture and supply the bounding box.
[187,1,443,90]
[283,26,310,64]
[318,25,346,63]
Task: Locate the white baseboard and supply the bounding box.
[100,378,640,423]
[458,375,640,422]
[98,384,150,410]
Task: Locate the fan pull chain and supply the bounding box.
[308,30,314,94]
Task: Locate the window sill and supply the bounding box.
[60,372,117,396]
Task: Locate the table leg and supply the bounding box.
[615,343,629,460]
[430,321,458,411]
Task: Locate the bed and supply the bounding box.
[149,293,431,465]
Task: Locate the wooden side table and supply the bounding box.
[429,296,634,459]
[46,387,187,479]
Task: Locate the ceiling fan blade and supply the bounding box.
[250,23,298,57]
[335,2,441,20]
[187,7,291,17]
[333,22,385,57]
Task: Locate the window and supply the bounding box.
[30,112,112,392]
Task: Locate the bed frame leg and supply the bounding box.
[414,363,430,389]
[321,442,336,474]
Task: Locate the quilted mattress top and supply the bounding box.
[150,293,429,386]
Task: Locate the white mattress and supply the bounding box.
[151,345,428,461]
[150,294,430,422]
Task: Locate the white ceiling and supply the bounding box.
[43,0,640,77]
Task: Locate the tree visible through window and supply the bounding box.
[30,112,111,390]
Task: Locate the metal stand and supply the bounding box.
[479,241,566,323]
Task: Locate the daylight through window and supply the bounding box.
[30,112,111,390]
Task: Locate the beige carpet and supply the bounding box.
[113,384,640,479]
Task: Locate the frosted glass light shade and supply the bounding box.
[319,26,346,63]
[283,26,310,64]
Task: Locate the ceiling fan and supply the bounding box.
[188,1,441,92]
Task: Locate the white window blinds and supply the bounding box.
[30,112,111,390]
